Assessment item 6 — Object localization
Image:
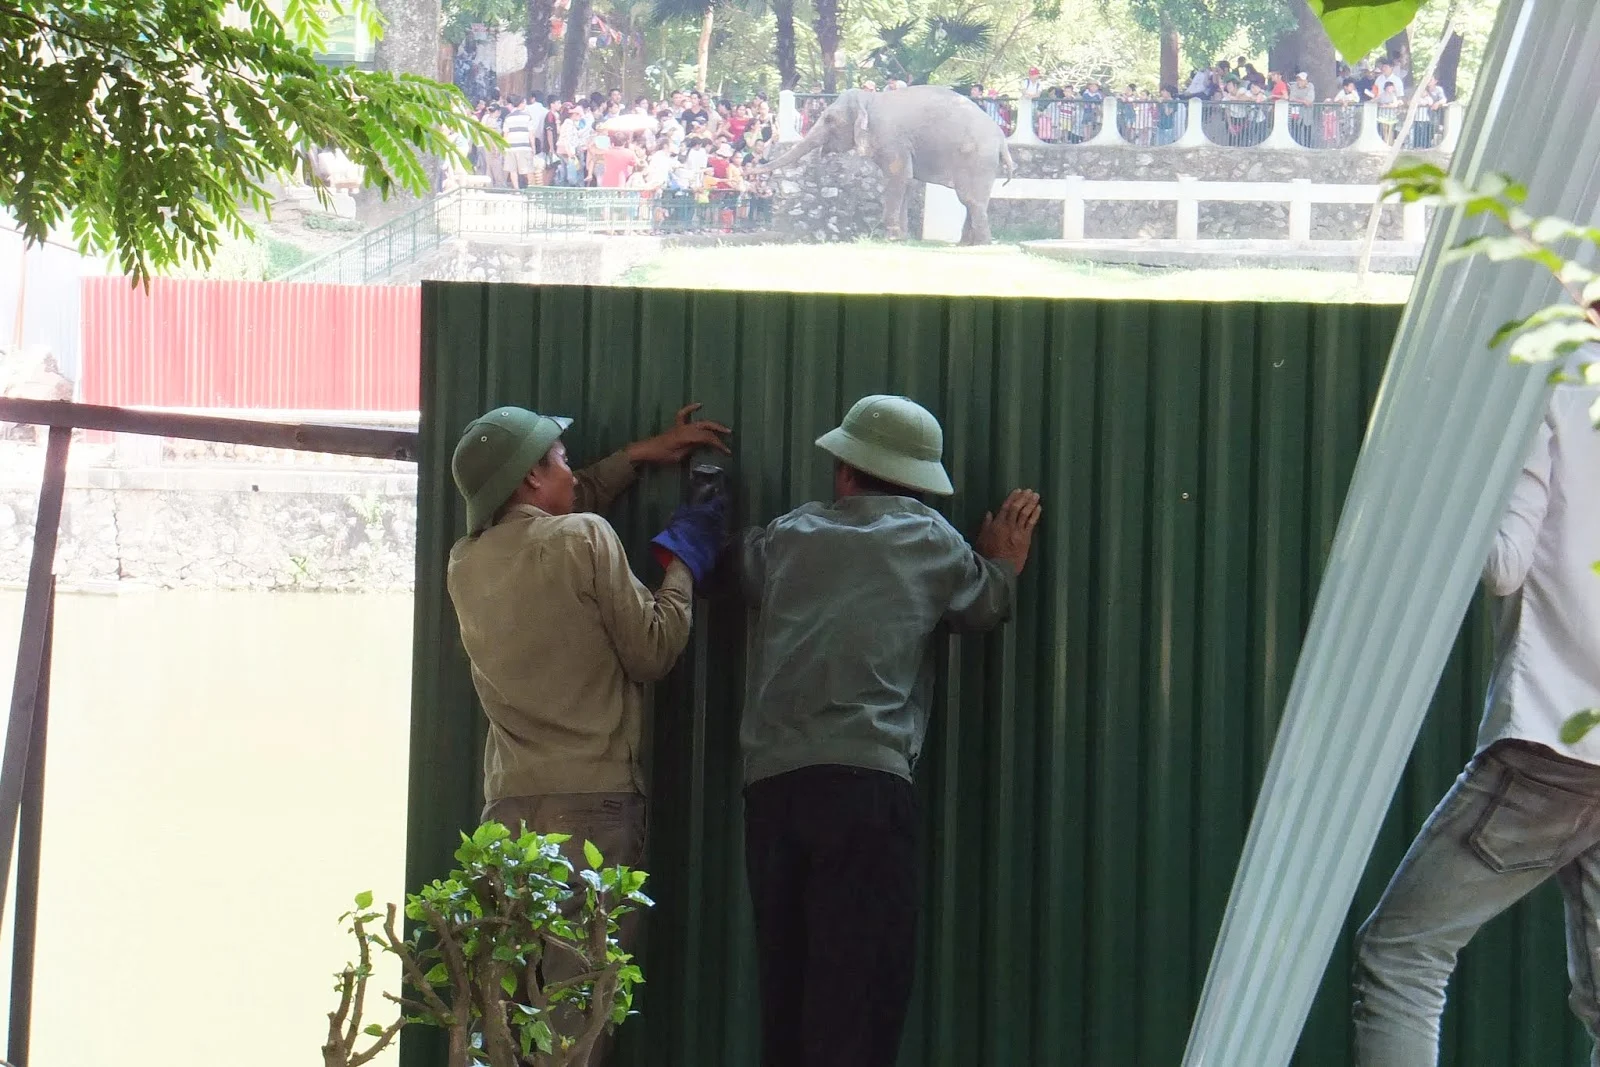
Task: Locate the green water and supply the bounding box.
[0,588,413,1067]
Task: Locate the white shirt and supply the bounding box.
[526,102,549,146]
[1479,380,1600,762]
[1376,72,1404,98]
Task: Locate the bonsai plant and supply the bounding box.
[322,822,652,1067]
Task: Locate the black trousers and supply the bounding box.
[743,764,919,1067]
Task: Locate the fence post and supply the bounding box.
[1265,100,1301,149]
[778,90,801,143]
[1087,103,1126,146]
[1061,175,1086,240]
[1289,178,1312,241]
[1355,101,1389,152]
[1011,96,1041,145]
[1402,202,1427,243]
[1440,102,1464,154]
[1175,175,1199,240]
[1175,98,1210,148]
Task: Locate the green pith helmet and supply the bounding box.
[452,406,573,534]
[815,394,954,496]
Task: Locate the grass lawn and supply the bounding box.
[616,240,1414,303]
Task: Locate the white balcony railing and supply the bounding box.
[777,90,1462,154]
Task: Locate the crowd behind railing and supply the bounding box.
[795,54,1452,151]
[433,86,783,233]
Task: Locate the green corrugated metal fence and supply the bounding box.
[408,284,1588,1066]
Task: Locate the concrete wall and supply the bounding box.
[769,143,1446,243]
[0,462,416,592]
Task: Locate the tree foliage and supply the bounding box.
[866,14,992,84]
[1123,0,1294,69]
[0,0,487,280]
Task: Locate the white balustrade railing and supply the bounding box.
[776,89,1462,153]
[921,175,1430,245]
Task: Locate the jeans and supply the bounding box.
[1353,740,1600,1066]
[744,765,919,1067]
[482,793,646,1067]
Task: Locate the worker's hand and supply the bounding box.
[975,489,1042,576]
[627,404,732,465]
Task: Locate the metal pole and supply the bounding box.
[7,579,55,1067]
[0,425,70,920]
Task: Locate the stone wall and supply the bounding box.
[0,466,417,592]
[394,236,661,285]
[770,143,1444,242]
[769,153,926,242]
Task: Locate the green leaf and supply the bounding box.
[1307,0,1426,65]
[424,963,450,985]
[1561,710,1600,746]
[1488,305,1592,349]
[501,972,518,997]
[355,890,374,909]
[1507,321,1600,365]
[583,840,604,869]
[364,1024,387,1037]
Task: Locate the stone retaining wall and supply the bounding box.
[0,466,417,592]
[771,143,1444,243]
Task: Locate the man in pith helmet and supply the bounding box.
[737,393,1042,1067]
[446,402,730,1065]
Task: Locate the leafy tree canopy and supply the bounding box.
[0,0,487,279]
[1123,0,1295,69]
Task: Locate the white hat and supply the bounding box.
[716,143,734,157]
[1296,71,1308,79]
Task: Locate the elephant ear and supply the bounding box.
[853,104,870,148]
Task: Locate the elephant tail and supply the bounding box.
[999,141,1016,185]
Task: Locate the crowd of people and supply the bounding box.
[448,87,784,228]
[1032,56,1452,148]
[441,53,1452,212]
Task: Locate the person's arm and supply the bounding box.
[1484,421,1555,596]
[573,403,734,514]
[587,516,694,683]
[945,489,1042,632]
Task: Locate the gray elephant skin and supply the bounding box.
[758,86,1015,245]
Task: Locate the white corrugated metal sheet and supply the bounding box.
[1184,1,1600,1063]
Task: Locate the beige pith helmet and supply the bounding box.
[452,406,572,534]
[815,394,954,496]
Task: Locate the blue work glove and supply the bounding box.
[650,495,728,585]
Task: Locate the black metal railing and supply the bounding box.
[1201,100,1273,147]
[1034,99,1104,144]
[1115,100,1186,146]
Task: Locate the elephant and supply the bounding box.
[755,86,1015,245]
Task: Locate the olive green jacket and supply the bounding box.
[448,452,693,800]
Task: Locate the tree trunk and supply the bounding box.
[773,0,798,90]
[558,0,592,101]
[370,0,443,209]
[1269,0,1335,101]
[696,5,713,93]
[814,0,839,93]
[524,0,554,95]
[1435,31,1463,99]
[373,0,441,78]
[1158,16,1180,91]
[1387,30,1411,85]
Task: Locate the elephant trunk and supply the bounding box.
[752,129,822,173]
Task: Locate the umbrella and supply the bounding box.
[600,114,658,134]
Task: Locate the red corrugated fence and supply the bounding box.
[81,277,421,410]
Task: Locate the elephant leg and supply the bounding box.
[958,190,992,245]
[879,167,910,240]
